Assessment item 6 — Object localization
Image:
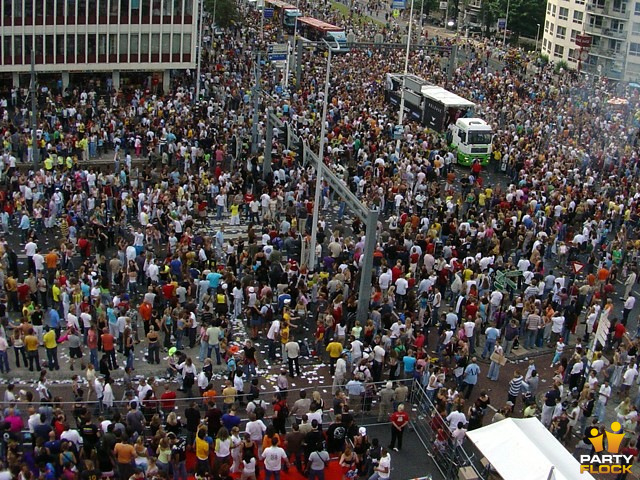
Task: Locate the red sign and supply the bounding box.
[576,35,592,48]
[572,261,585,275]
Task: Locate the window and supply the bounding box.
[78,0,85,15]
[56,34,64,54]
[571,29,580,41]
[633,21,640,34]
[573,11,583,23]
[547,3,551,12]
[110,0,118,14]
[3,0,11,16]
[3,36,11,57]
[556,26,566,38]
[77,33,84,55]
[14,36,22,57]
[545,20,550,31]
[45,34,53,57]
[568,48,576,61]
[66,34,74,58]
[56,0,64,15]
[552,4,556,14]
[575,0,585,5]
[25,35,32,55]
[183,33,191,52]
[162,0,171,15]
[130,33,138,54]
[35,0,44,17]
[559,7,569,19]
[172,33,180,54]
[162,33,170,53]
[119,33,127,54]
[140,33,149,54]
[109,34,116,54]
[35,35,43,52]
[554,44,565,57]
[46,0,54,15]
[141,0,150,14]
[184,0,192,15]
[550,23,555,34]
[98,0,107,15]
[630,42,640,55]
[151,33,159,53]
[636,1,640,14]
[87,33,95,55]
[98,33,106,54]
[173,0,181,16]
[152,0,160,15]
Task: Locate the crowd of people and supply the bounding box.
[0,0,638,478]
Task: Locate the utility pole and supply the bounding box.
[30,50,38,165]
[295,40,303,87]
[308,44,332,271]
[195,0,205,102]
[251,52,261,154]
[448,44,457,80]
[503,0,511,46]
[395,0,414,153]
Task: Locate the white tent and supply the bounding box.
[466,417,596,480]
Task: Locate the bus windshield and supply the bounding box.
[467,131,492,144]
[327,31,347,43]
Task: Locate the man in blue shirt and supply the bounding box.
[462,357,480,400]
[47,307,61,339]
[482,323,501,360]
[402,350,417,379]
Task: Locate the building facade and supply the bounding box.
[0,0,198,93]
[542,0,640,82]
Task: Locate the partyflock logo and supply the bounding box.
[579,422,633,474]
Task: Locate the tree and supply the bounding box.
[203,0,238,27]
[486,0,545,39]
[412,0,439,21]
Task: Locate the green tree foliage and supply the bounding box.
[204,0,238,27]
[486,0,545,38]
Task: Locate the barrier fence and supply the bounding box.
[409,380,486,480]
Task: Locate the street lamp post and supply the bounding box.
[503,0,511,46]
[535,23,541,52]
[395,0,415,153]
[195,0,206,102]
[308,41,332,271]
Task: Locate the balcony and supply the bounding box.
[581,62,624,79]
[589,45,624,58]
[586,3,630,19]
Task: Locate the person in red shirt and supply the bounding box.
[619,441,639,480]
[138,301,153,335]
[389,403,410,451]
[87,325,99,369]
[160,384,177,415]
[612,321,627,350]
[101,328,118,370]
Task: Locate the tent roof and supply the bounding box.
[466,418,596,480]
[420,85,475,108]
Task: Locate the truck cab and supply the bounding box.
[448,118,493,166]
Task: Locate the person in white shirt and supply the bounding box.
[103,380,114,410]
[621,364,639,397]
[370,449,391,480]
[261,437,289,474]
[332,354,347,395]
[395,276,409,310]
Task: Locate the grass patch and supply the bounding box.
[330,1,385,27]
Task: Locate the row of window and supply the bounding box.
[2,0,193,18]
[0,32,192,62]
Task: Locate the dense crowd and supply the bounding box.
[0,0,639,479]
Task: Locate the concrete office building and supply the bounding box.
[542,0,640,81]
[0,0,198,93]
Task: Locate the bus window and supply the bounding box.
[468,131,492,144]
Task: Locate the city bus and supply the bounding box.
[296,17,350,53]
[265,0,302,33]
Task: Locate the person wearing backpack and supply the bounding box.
[273,393,289,435]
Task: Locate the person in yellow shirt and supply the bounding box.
[195,424,212,475]
[24,328,41,371]
[230,203,240,225]
[326,338,343,375]
[43,327,59,370]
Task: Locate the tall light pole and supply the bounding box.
[535,23,541,52]
[308,41,332,271]
[503,0,511,46]
[195,0,206,102]
[30,50,38,165]
[395,0,415,153]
